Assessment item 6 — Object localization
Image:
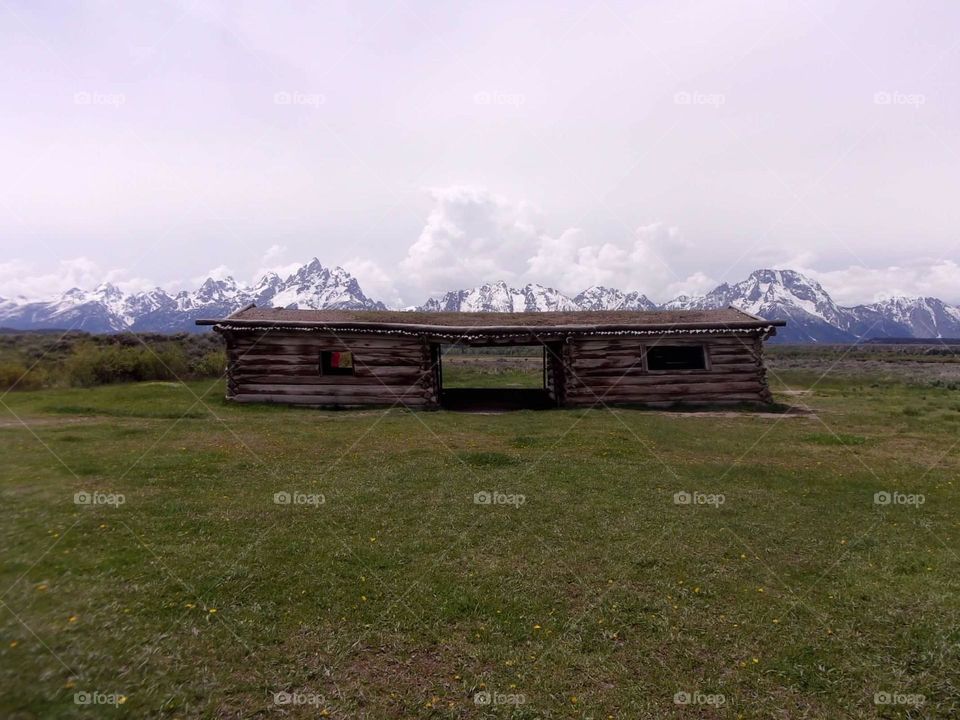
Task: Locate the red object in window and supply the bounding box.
[329,351,353,369]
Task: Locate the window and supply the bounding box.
[320,350,355,376]
[646,345,706,371]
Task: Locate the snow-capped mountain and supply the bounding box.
[573,286,657,311]
[268,260,381,311]
[1,262,958,341]
[414,270,959,343]
[662,269,856,342]
[0,259,385,333]
[418,281,579,312]
[659,269,960,343]
[844,297,960,339]
[0,283,136,333]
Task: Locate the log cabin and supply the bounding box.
[197,306,785,409]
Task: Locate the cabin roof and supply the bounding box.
[197,305,784,335]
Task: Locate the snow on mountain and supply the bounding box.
[267,259,385,310]
[0,259,384,333]
[251,272,283,305]
[706,269,847,324]
[660,269,960,342]
[418,281,579,312]
[660,294,700,311]
[662,270,856,342]
[1,261,958,341]
[0,283,133,332]
[705,269,856,343]
[573,286,657,311]
[123,287,175,317]
[191,277,243,307]
[847,296,960,339]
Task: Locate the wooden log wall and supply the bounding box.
[543,342,565,406]
[561,334,773,407]
[222,329,439,408]
[218,328,775,410]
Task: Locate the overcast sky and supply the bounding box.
[2,0,959,306]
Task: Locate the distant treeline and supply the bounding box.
[768,343,960,360]
[0,332,226,391]
[861,337,960,345]
[441,345,542,357]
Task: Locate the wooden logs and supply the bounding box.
[219,328,775,409]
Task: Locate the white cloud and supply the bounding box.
[341,257,402,307]
[799,260,960,306]
[191,264,235,285]
[0,257,154,301]
[665,272,718,300]
[2,193,958,309]
[398,186,536,298]
[398,186,692,302]
[251,244,303,281]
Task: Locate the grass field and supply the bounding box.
[1,354,959,718]
[440,349,545,390]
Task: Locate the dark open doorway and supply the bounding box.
[434,343,563,411]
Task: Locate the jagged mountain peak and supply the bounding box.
[0,259,384,332]
[288,258,349,282]
[747,267,811,283]
[1,262,958,340]
[268,260,382,311]
[250,272,283,302]
[92,281,123,295]
[852,295,960,339]
[869,295,940,311]
[712,268,845,328]
[661,268,853,341]
[732,268,831,300]
[661,294,699,310]
[418,280,578,312]
[198,276,237,289]
[574,286,656,311]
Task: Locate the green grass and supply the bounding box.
[440,354,544,389]
[1,369,959,718]
[803,432,868,446]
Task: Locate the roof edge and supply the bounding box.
[197,305,787,331]
[196,317,786,332]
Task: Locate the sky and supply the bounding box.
[1,0,959,307]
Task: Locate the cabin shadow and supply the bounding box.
[439,388,554,411]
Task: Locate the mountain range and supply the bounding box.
[1,260,958,343]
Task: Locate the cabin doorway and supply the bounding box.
[433,343,564,411]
